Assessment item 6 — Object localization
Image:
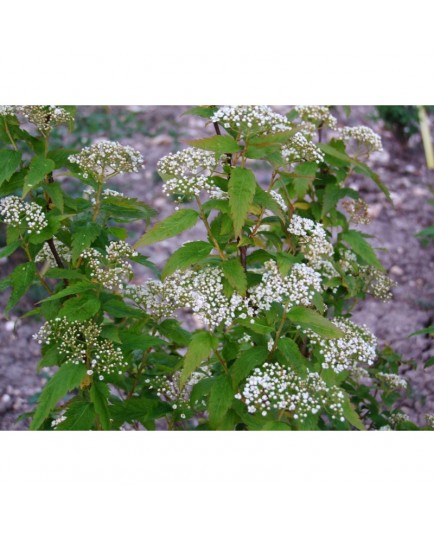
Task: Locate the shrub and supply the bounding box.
[0,104,420,430]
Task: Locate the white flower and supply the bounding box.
[295,105,338,129]
[339,126,383,153]
[0,195,48,235]
[211,105,291,136]
[287,215,333,262]
[20,105,73,134]
[282,132,324,164]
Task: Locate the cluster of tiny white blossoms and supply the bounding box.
[425,414,434,429]
[238,333,254,346]
[68,141,144,179]
[295,105,338,129]
[81,241,138,291]
[0,195,48,235]
[304,317,377,373]
[145,369,209,419]
[33,318,127,379]
[157,147,223,198]
[309,259,339,281]
[376,372,408,391]
[388,412,411,427]
[339,126,383,153]
[83,186,126,205]
[287,215,333,262]
[0,105,17,116]
[35,239,71,267]
[235,362,345,422]
[270,190,287,211]
[282,132,324,164]
[249,260,322,312]
[211,105,291,136]
[20,106,73,135]
[342,198,372,225]
[361,266,396,302]
[51,413,67,429]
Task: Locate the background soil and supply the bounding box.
[1,105,433,430]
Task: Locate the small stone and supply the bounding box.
[390,265,404,276]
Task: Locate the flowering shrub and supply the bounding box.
[0,105,420,430]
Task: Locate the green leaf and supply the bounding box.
[424,356,434,368]
[342,395,365,431]
[6,262,36,313]
[222,258,247,295]
[228,167,257,237]
[183,106,218,118]
[253,186,285,219]
[102,298,143,318]
[110,397,171,425]
[89,382,112,430]
[188,135,241,154]
[277,338,308,377]
[0,149,22,186]
[30,363,87,430]
[56,399,96,431]
[321,184,349,217]
[162,241,213,279]
[60,294,100,321]
[44,182,64,212]
[40,282,96,302]
[71,221,101,262]
[180,330,217,389]
[230,346,268,388]
[45,268,85,280]
[340,230,383,270]
[119,332,165,351]
[208,375,234,428]
[135,209,199,248]
[411,326,434,337]
[158,319,191,346]
[0,240,20,259]
[287,306,344,338]
[23,156,55,196]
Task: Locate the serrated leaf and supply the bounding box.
[180,330,217,389]
[340,229,383,270]
[277,338,308,377]
[6,262,36,313]
[183,106,218,118]
[0,149,22,186]
[342,395,365,430]
[23,156,55,196]
[287,306,344,338]
[30,363,87,430]
[0,240,20,259]
[157,319,191,346]
[222,258,247,295]
[208,375,234,427]
[230,346,268,388]
[119,332,165,351]
[162,241,213,279]
[253,186,285,219]
[188,135,241,154]
[89,382,111,430]
[228,167,257,237]
[321,184,348,217]
[135,209,199,248]
[60,294,100,321]
[71,221,101,262]
[56,399,96,431]
[40,282,96,302]
[103,298,143,318]
[44,182,64,212]
[45,268,85,280]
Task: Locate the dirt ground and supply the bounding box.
[1,105,433,430]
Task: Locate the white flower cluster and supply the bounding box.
[235,362,345,422]
[84,186,126,205]
[270,190,287,211]
[287,215,333,262]
[211,105,291,136]
[377,372,407,390]
[425,414,434,429]
[249,260,322,312]
[295,105,337,129]
[304,317,377,373]
[68,141,144,179]
[0,195,48,235]
[157,147,223,198]
[145,369,209,419]
[309,259,339,281]
[0,105,17,116]
[35,239,71,267]
[342,198,372,225]
[282,132,324,164]
[361,266,396,302]
[338,249,358,272]
[388,412,411,427]
[33,317,127,379]
[51,413,67,429]
[81,241,138,290]
[20,105,73,135]
[238,333,254,346]
[340,126,383,153]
